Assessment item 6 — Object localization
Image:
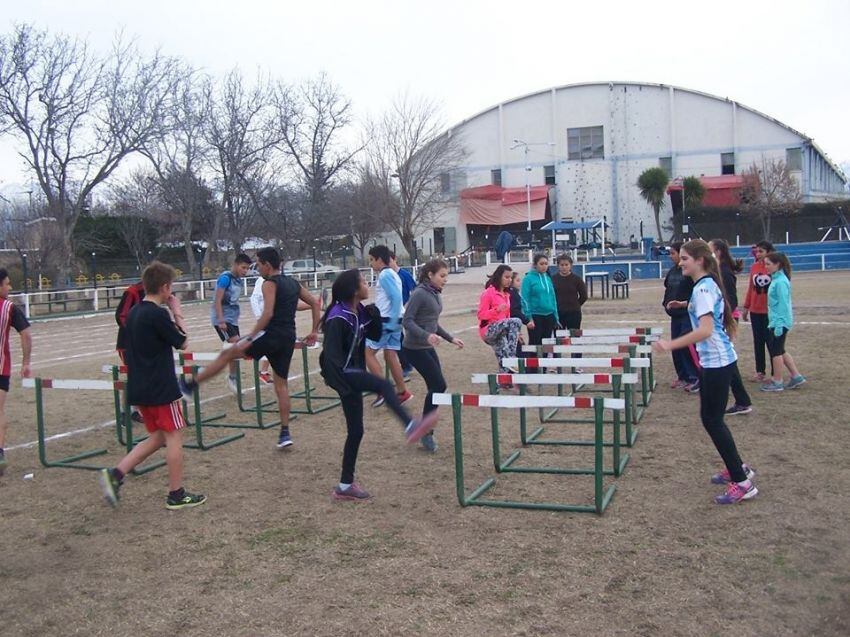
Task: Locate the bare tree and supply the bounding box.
[204,69,281,259]
[140,68,213,277]
[0,24,181,282]
[109,170,163,269]
[0,195,63,286]
[326,172,389,257]
[740,157,802,240]
[274,73,361,246]
[364,94,466,258]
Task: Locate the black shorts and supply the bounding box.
[0,375,9,392]
[246,331,296,379]
[766,328,788,358]
[214,323,240,342]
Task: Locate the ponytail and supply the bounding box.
[764,252,792,279]
[682,240,737,338]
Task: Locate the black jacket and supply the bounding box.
[719,264,739,310]
[663,265,693,318]
[509,287,530,325]
[319,302,382,397]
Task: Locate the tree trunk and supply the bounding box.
[401,232,417,263]
[653,207,664,243]
[182,240,199,280]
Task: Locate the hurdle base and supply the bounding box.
[130,458,167,475]
[499,447,631,477]
[201,419,282,430]
[183,431,245,451]
[42,447,110,471]
[463,478,616,514]
[524,423,639,449]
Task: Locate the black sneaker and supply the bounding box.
[725,404,753,416]
[277,428,293,449]
[178,377,195,401]
[99,468,122,508]
[166,491,207,510]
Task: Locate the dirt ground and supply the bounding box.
[1,271,848,636]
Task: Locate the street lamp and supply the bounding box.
[511,139,556,237]
[22,253,28,294]
[391,172,404,257]
[91,252,97,289]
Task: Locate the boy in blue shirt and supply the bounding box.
[390,252,417,379]
[365,246,412,407]
[210,253,252,392]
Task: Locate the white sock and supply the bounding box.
[339,482,352,491]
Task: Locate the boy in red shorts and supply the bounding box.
[99,261,206,510]
[0,268,33,476]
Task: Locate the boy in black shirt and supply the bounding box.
[180,247,321,449]
[99,262,205,510]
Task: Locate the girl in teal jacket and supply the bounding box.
[761,252,805,392]
[521,254,558,348]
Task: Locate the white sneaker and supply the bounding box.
[226,375,239,394]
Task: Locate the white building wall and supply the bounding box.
[416,82,845,252]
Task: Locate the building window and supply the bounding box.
[567,126,604,160]
[786,147,802,171]
[721,152,735,175]
[544,165,556,185]
[440,172,451,194]
[659,156,672,177]
[491,169,502,186]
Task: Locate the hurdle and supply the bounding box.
[540,335,658,401]
[433,392,624,514]
[554,327,663,338]
[175,352,280,432]
[22,377,163,473]
[523,343,654,411]
[502,356,647,445]
[470,372,631,477]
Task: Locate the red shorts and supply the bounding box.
[139,401,186,434]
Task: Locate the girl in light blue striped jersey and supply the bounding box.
[653,240,758,505]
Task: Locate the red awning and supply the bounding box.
[667,175,745,207]
[459,185,550,225]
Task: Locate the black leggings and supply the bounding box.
[700,363,748,482]
[401,347,447,417]
[750,313,772,375]
[729,364,752,407]
[337,371,413,484]
[528,313,557,345]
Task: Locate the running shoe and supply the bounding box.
[397,390,414,405]
[277,428,293,449]
[0,449,6,476]
[725,404,753,416]
[684,380,700,394]
[405,410,439,444]
[166,491,207,510]
[259,371,273,385]
[402,368,414,382]
[760,380,784,392]
[750,372,767,383]
[130,411,145,424]
[226,374,239,394]
[711,463,756,485]
[332,483,371,501]
[714,480,758,505]
[419,432,438,453]
[785,375,806,390]
[99,468,122,507]
[178,377,196,401]
[371,395,385,408]
[670,379,687,389]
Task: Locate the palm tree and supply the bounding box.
[637,167,670,241]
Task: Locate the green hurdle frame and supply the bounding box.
[177,363,246,448]
[517,358,640,447]
[31,378,110,471]
[484,375,629,478]
[447,394,618,514]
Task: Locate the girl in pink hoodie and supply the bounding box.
[478,265,523,375]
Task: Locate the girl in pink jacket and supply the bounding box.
[478,265,523,375]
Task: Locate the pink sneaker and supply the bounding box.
[670,379,686,389]
[710,464,756,484]
[714,480,758,505]
[332,483,371,501]
[405,410,439,444]
[397,390,414,405]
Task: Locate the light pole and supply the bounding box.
[391,172,405,258]
[22,253,28,294]
[91,252,97,289]
[511,139,556,241]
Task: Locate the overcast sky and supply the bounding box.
[1,0,848,188]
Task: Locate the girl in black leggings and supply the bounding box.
[401,259,465,453]
[654,240,759,506]
[319,270,438,501]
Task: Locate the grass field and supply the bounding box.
[1,271,848,636]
